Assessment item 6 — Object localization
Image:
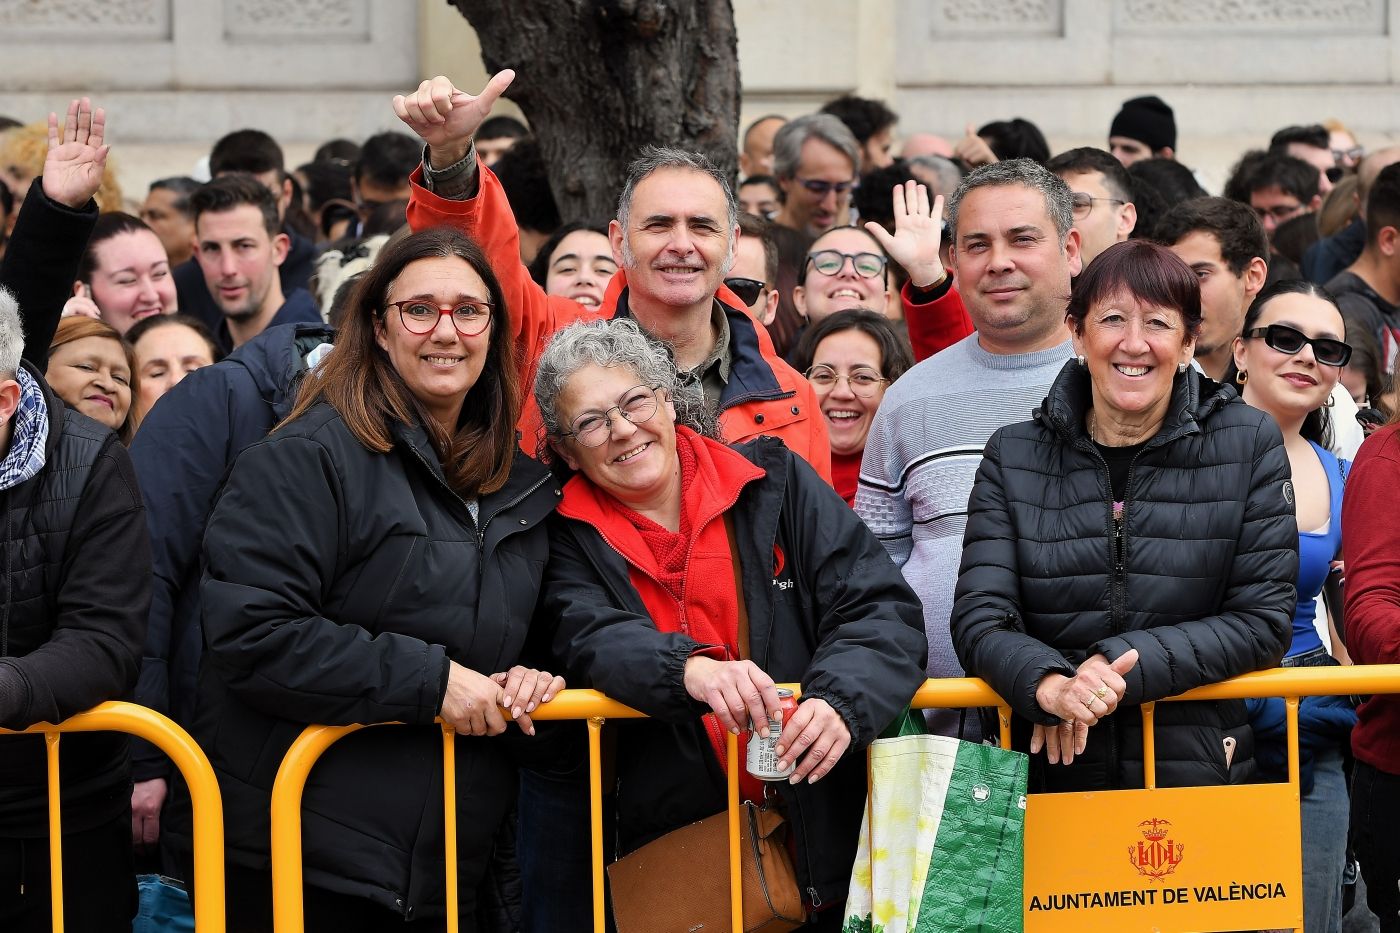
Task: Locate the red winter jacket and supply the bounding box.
[1342,422,1400,774]
[406,166,832,482]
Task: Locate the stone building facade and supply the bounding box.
[0,0,1393,196]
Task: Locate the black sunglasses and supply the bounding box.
[1243,324,1352,367]
[724,276,766,306]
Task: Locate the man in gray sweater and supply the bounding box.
[856,160,1082,735]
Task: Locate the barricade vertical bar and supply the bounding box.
[1141,702,1157,790]
[588,717,606,933]
[998,704,1012,750]
[442,726,459,933]
[1285,696,1301,790]
[727,731,743,933]
[45,732,64,933]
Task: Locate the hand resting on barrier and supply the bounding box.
[1031,649,1139,765]
[441,661,565,737]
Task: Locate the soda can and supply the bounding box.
[747,688,798,781]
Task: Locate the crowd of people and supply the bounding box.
[0,69,1396,933]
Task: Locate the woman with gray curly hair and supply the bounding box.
[529,317,927,928]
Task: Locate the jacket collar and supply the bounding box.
[1038,358,1238,449]
[389,417,556,514]
[603,272,790,407]
[559,426,763,540]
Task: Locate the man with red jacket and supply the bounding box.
[396,72,831,480]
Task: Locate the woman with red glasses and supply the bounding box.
[179,227,565,931]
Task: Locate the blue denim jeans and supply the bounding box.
[1301,747,1348,933]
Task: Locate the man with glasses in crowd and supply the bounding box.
[1047,147,1138,269]
[396,70,832,478]
[1240,153,1323,245]
[771,113,861,237]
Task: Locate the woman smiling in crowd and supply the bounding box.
[45,315,137,442]
[527,221,617,310]
[1228,280,1356,933]
[180,226,564,930]
[792,308,912,505]
[953,240,1296,791]
[64,212,177,334]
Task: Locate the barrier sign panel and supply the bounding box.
[1023,783,1302,931]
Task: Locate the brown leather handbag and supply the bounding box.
[607,800,806,933]
[607,516,805,932]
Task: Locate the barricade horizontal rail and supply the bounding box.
[0,700,225,933]
[266,665,1400,933]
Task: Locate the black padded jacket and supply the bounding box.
[171,402,560,920]
[952,362,1297,792]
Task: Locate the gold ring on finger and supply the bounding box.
[1094,685,1109,700]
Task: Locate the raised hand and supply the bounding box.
[953,123,998,169]
[43,98,109,210]
[392,71,515,168]
[865,180,946,288]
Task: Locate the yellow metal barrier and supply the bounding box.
[268,666,1400,933]
[0,700,226,933]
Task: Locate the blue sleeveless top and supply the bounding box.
[1290,441,1345,657]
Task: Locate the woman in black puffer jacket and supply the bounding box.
[952,241,1297,792]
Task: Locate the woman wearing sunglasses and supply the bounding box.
[186,227,565,930]
[1227,280,1357,933]
[791,309,913,506]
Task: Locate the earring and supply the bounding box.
[1076,354,1086,367]
[1236,370,1249,385]
[1177,362,1189,374]
[1325,392,1336,408]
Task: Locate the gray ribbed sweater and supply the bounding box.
[855,334,1073,735]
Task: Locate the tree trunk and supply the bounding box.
[450,0,740,223]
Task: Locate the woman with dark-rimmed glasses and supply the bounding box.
[181,226,565,931]
[791,309,913,506]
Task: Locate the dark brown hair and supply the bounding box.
[280,226,520,497]
[1066,239,1203,338]
[791,308,914,383]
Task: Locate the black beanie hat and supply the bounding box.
[1110,96,1176,153]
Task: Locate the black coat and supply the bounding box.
[129,322,334,782]
[541,437,927,907]
[0,366,151,835]
[3,178,97,371]
[184,402,560,919]
[952,362,1297,792]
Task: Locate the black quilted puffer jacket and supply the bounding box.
[952,361,1297,792]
